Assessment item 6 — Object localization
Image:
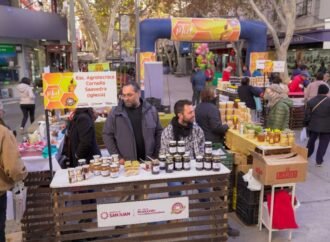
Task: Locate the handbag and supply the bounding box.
[304,97,328,126]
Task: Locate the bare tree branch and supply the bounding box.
[270,0,286,26]
[248,0,281,50]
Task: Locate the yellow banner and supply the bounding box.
[139,52,156,90]
[88,62,110,72]
[171,18,240,42]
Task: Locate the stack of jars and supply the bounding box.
[67,154,121,183]
[195,141,221,172]
[163,140,191,174]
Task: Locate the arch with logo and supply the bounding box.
[139,18,267,83]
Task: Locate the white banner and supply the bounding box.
[272,61,286,73]
[97,197,189,227]
[256,60,266,70]
[74,72,117,108]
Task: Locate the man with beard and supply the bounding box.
[103,82,163,162]
[195,87,229,145]
[160,99,204,158]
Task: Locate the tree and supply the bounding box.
[77,0,121,62]
[249,0,296,82]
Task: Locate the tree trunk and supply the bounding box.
[232,40,244,76]
[277,47,289,83]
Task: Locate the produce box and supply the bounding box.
[251,145,308,185]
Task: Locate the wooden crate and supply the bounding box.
[52,174,229,241]
[21,171,55,242]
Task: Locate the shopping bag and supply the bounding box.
[300,127,308,142]
[12,181,27,221]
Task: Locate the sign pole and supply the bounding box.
[45,110,53,176]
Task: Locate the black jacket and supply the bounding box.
[238,85,261,110]
[306,95,330,133]
[68,108,101,167]
[195,102,229,144]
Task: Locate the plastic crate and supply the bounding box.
[212,143,234,170]
[237,171,260,205]
[236,195,259,225]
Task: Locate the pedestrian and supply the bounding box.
[318,61,327,74]
[66,108,101,167]
[103,82,163,162]
[304,72,330,102]
[305,84,330,167]
[195,87,229,146]
[191,67,207,105]
[289,73,308,92]
[0,124,27,241]
[242,65,251,77]
[252,68,262,77]
[324,72,330,85]
[17,77,35,133]
[238,77,263,122]
[222,66,233,81]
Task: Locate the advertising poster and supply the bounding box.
[88,63,110,72]
[171,18,240,42]
[43,72,117,110]
[250,52,276,74]
[139,52,156,90]
[97,197,189,227]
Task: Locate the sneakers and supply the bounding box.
[316,163,323,167]
[228,226,240,237]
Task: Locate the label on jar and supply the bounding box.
[159,161,165,168]
[175,162,182,169]
[196,162,203,169]
[101,170,110,177]
[110,171,119,178]
[184,162,190,169]
[167,163,174,171]
[93,170,101,176]
[178,146,185,153]
[152,166,160,173]
[205,147,212,154]
[213,162,220,170]
[169,147,177,153]
[204,162,212,170]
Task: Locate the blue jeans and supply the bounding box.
[0,193,7,242]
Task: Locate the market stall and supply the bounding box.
[50,161,231,241]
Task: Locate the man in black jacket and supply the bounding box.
[306,84,330,166]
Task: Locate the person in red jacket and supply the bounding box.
[289,73,307,92]
[222,66,232,81]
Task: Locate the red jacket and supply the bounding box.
[222,70,231,81]
[289,75,303,92]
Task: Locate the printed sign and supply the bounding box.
[97,197,189,227]
[272,61,286,73]
[256,60,266,70]
[139,52,156,90]
[264,60,274,73]
[250,52,275,74]
[88,63,110,72]
[171,18,240,42]
[43,72,117,110]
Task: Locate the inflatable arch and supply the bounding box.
[139,18,267,81]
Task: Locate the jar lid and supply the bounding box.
[169,140,177,144]
[178,141,185,144]
[205,141,212,145]
[101,164,109,167]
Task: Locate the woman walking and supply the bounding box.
[17,77,35,133]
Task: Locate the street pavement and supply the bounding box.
[4,75,330,241]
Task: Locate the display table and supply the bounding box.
[225,129,291,156]
[50,162,231,241]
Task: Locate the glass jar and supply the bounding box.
[183,154,191,171]
[169,141,177,155]
[82,165,91,180]
[93,155,101,163]
[234,99,240,109]
[177,141,185,155]
[204,156,212,171]
[196,155,204,171]
[205,141,213,155]
[68,168,76,183]
[152,160,160,175]
[269,132,275,145]
[212,156,221,171]
[174,155,182,171]
[78,159,86,166]
[101,164,110,177]
[274,132,281,143]
[110,164,119,178]
[75,167,84,182]
[159,154,166,170]
[288,132,295,146]
[93,162,101,176]
[166,159,174,173]
[280,134,288,146]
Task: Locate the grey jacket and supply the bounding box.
[102,100,163,160]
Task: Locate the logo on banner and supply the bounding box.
[171,202,186,214]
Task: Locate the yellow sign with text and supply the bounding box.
[171,18,240,42]
[88,63,110,72]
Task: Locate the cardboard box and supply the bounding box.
[251,146,308,185]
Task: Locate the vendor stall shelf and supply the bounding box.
[50,163,230,241]
[258,183,296,242]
